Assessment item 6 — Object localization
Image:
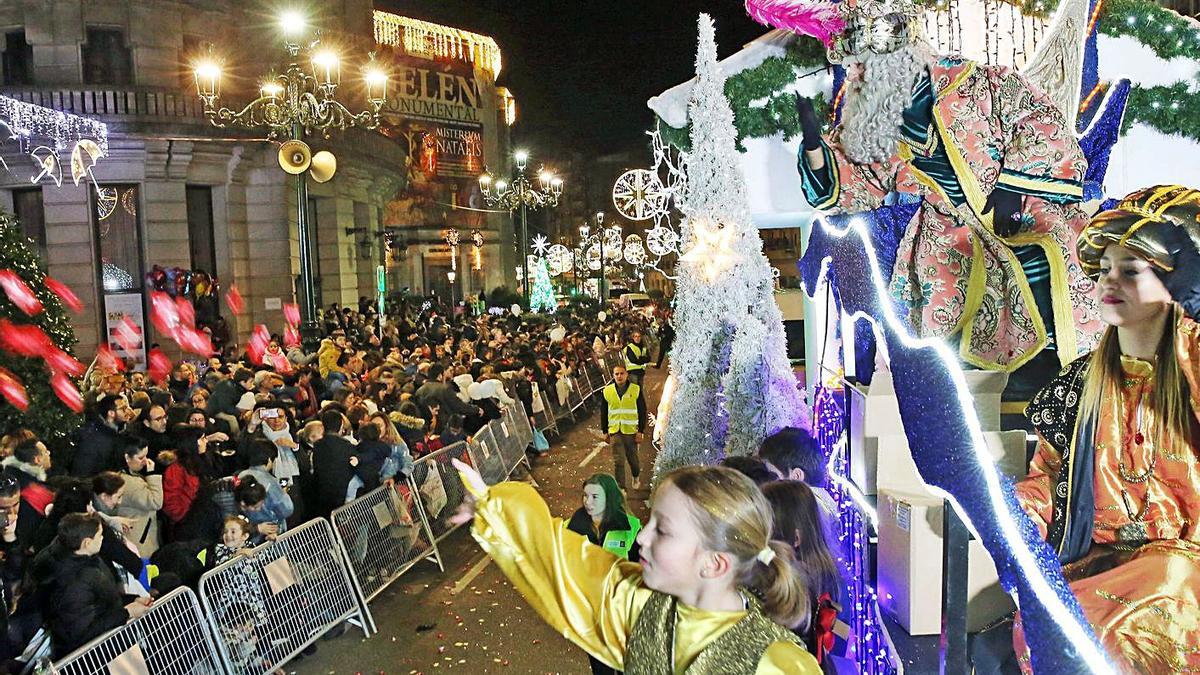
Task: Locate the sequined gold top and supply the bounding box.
[468,481,820,674]
[1018,318,1200,544]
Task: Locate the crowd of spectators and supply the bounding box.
[0,296,656,669]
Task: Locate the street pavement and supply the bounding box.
[293,366,667,674]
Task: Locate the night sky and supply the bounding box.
[375,0,768,157]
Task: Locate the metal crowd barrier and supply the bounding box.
[330,480,442,608]
[53,587,225,675]
[467,423,507,485]
[409,440,474,547]
[198,518,371,674]
[567,375,587,414]
[493,407,529,475]
[504,399,535,449]
[533,389,561,437]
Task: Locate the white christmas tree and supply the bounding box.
[655,14,811,479]
[529,257,556,313]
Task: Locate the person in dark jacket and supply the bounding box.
[70,394,129,477]
[205,369,254,435]
[30,479,143,581]
[30,513,151,658]
[312,410,358,518]
[564,473,641,675]
[414,364,481,426]
[0,475,26,663]
[1,438,53,552]
[135,404,174,458]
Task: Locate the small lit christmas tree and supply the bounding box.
[0,213,82,441]
[529,257,557,313]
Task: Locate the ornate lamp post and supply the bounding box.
[478,151,562,306]
[193,9,388,350]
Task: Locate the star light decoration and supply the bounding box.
[530,233,550,257]
[678,218,739,282]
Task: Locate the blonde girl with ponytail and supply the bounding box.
[451,459,819,674]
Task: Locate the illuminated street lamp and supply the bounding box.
[478,150,563,305]
[193,9,388,349]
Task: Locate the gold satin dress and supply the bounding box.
[1014,321,1200,673]
[467,481,820,674]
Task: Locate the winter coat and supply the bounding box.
[317,339,342,379]
[414,381,478,419]
[70,418,124,477]
[237,466,293,534]
[2,456,52,550]
[30,539,130,658]
[312,435,357,518]
[117,469,164,558]
[205,379,244,418]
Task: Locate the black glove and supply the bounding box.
[795,94,823,152]
[982,187,1024,238]
[1153,225,1200,321]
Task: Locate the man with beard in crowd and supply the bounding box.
[70,394,131,477]
[793,0,1100,397]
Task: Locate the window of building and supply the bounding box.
[186,186,217,275]
[82,27,132,86]
[2,30,33,85]
[92,184,143,293]
[11,188,46,260]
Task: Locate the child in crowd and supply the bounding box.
[451,458,821,674]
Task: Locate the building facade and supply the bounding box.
[0,0,513,361]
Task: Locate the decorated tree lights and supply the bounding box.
[0,213,84,441]
[655,15,810,479]
[528,256,557,314]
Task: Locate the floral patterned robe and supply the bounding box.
[799,57,1102,371]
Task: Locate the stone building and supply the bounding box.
[0,0,514,361]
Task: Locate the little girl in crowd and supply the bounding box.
[451,458,821,674]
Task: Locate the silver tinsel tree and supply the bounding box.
[655,14,811,480]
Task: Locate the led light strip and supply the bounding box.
[802,214,1114,674]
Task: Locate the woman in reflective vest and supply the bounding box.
[566,473,641,675]
[567,473,641,561]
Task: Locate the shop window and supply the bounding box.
[92,184,142,293]
[186,185,217,275]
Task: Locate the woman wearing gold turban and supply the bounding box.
[1013,185,1200,672]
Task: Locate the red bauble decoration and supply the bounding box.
[0,319,52,358]
[49,371,83,413]
[0,367,28,411]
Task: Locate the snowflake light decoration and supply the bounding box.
[531,233,550,257]
[547,244,572,276]
[612,168,669,221]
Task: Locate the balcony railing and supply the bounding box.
[0,86,208,124]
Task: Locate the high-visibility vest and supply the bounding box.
[601,514,642,560]
[603,383,641,434]
[624,343,647,372]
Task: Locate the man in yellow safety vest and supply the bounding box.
[600,364,647,490]
[622,330,650,385]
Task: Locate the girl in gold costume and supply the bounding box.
[1013,186,1200,672]
[449,458,821,674]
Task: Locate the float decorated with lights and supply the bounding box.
[638,0,1200,669]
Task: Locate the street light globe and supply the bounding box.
[364,68,387,87]
[495,179,508,193]
[514,150,529,170]
[538,170,552,184]
[195,61,221,81]
[312,50,340,71]
[260,81,283,99]
[279,10,307,36]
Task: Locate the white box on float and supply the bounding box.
[847,369,1009,495]
[876,490,1016,636]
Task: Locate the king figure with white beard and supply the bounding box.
[793,0,1101,391]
